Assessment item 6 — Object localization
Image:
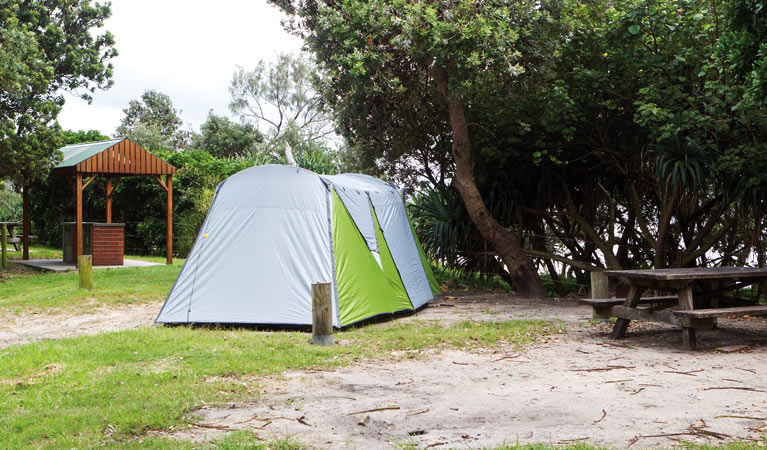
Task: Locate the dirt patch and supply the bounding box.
[170,291,767,449]
[0,301,161,348]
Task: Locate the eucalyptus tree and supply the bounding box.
[229,52,335,164]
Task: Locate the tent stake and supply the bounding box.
[312,282,333,346]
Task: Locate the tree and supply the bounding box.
[192,111,264,158]
[270,0,549,297]
[63,130,110,145]
[229,52,335,162]
[0,0,116,187]
[719,0,767,103]
[116,90,188,150]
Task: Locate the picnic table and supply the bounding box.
[582,267,767,350]
[0,222,22,251]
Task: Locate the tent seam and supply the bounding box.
[370,199,415,310]
[327,185,341,327]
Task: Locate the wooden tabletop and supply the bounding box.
[605,267,767,281]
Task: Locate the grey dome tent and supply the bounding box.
[155,165,440,327]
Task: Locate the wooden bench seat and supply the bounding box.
[673,305,767,319]
[579,296,677,307]
[581,296,678,320]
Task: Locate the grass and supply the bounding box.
[6,244,61,260]
[0,246,183,315]
[0,319,554,448]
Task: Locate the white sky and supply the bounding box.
[57,0,303,137]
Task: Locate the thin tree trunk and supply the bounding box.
[432,65,547,298]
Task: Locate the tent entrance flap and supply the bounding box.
[332,190,412,326]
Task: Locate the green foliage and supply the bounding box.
[0,0,115,186]
[0,185,22,222]
[116,90,188,150]
[718,0,767,103]
[62,129,110,145]
[431,263,511,291]
[193,111,264,158]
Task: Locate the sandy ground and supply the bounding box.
[0,302,160,348]
[2,291,766,448]
[175,294,767,449]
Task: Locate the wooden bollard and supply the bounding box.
[78,255,93,290]
[1,224,7,270]
[590,271,610,321]
[311,282,333,346]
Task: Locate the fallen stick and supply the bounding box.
[593,409,607,424]
[570,365,635,372]
[663,369,703,376]
[629,387,645,395]
[235,416,274,424]
[407,409,430,417]
[736,367,757,374]
[703,386,767,393]
[346,406,400,416]
[604,379,633,384]
[557,437,589,443]
[715,415,767,420]
[452,361,470,366]
[193,423,230,430]
[692,427,729,440]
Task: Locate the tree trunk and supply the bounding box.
[432,65,548,298]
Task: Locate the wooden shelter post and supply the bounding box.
[106,177,112,223]
[22,184,30,260]
[75,173,83,263]
[166,174,173,265]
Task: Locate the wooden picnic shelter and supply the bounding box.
[19,138,176,265]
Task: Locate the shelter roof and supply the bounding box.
[53,138,175,176]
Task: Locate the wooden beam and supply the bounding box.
[155,175,168,192]
[22,184,30,260]
[678,284,696,350]
[76,173,83,263]
[106,177,112,223]
[1,223,7,270]
[166,174,173,265]
[81,175,96,191]
[610,286,644,339]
